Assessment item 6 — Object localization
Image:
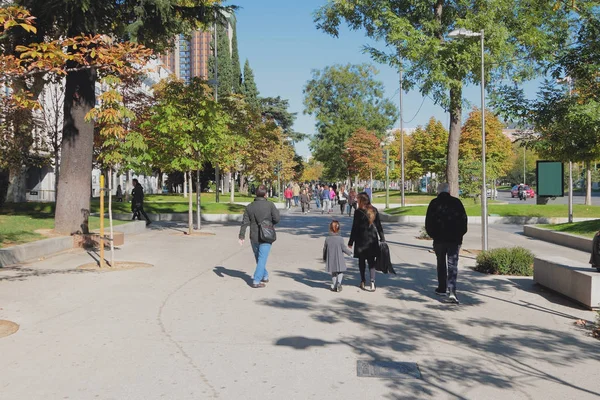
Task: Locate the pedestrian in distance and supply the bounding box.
[131,178,151,226]
[284,185,293,210]
[300,189,310,214]
[239,184,281,288]
[364,184,372,201]
[425,183,468,304]
[338,185,348,215]
[329,186,336,209]
[347,188,357,217]
[348,192,385,292]
[292,183,301,207]
[321,185,332,214]
[323,220,353,292]
[315,184,322,209]
[116,185,123,202]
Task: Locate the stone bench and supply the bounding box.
[533,256,600,309]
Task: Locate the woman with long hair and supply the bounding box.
[348,193,385,291]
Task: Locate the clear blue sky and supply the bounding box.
[235,0,505,159]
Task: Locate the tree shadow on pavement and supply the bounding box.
[0,266,95,282]
[213,266,253,286]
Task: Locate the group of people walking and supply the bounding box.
[239,182,469,304]
[283,182,359,216]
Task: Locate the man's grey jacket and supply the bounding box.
[239,197,281,243]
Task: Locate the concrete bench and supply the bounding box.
[533,256,600,309]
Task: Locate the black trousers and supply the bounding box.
[132,204,150,223]
[339,200,347,214]
[358,257,376,283]
[433,242,460,294]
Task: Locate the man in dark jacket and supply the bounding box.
[425,183,468,304]
[239,185,281,288]
[131,179,151,226]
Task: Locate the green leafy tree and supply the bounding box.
[409,118,448,180]
[301,158,324,182]
[505,143,538,186]
[11,0,230,234]
[303,63,397,180]
[260,96,305,143]
[242,59,259,107]
[314,0,572,197]
[460,108,513,187]
[145,78,229,233]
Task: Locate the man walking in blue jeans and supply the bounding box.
[321,184,331,214]
[425,183,468,304]
[239,185,281,288]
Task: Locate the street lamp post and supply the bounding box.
[448,28,488,251]
[399,67,406,208]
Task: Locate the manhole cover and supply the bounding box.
[357,360,422,379]
[0,320,19,338]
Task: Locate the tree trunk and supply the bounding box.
[184,171,188,198]
[6,166,27,203]
[54,148,60,201]
[156,169,162,193]
[188,171,193,235]
[230,172,235,203]
[54,68,96,234]
[108,169,114,267]
[447,86,462,197]
[585,161,592,205]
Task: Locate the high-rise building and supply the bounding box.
[161,30,213,83]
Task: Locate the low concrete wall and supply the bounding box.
[533,256,600,309]
[0,236,74,268]
[0,221,146,268]
[524,225,593,253]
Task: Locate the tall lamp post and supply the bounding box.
[448,28,488,251]
[399,67,406,208]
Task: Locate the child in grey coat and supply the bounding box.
[323,220,353,292]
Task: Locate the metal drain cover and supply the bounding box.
[357,360,422,379]
[0,320,19,338]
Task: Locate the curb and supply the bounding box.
[524,225,593,253]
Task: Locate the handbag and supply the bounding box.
[259,219,277,243]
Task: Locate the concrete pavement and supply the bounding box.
[0,209,599,400]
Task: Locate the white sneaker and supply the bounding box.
[448,293,459,304]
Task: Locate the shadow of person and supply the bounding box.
[213,266,253,286]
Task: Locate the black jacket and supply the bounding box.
[425,192,468,245]
[239,197,281,243]
[375,242,395,274]
[348,208,385,259]
[131,183,144,205]
[590,232,600,268]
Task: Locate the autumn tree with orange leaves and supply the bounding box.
[344,128,385,187]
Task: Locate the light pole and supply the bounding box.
[448,28,488,251]
[399,67,406,208]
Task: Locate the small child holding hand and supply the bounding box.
[323,220,353,292]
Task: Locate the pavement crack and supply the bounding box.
[156,247,246,399]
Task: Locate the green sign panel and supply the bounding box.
[536,161,564,197]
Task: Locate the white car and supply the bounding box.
[486,188,498,198]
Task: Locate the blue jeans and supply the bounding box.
[293,196,299,206]
[315,197,321,208]
[251,242,272,285]
[322,199,331,213]
[433,242,460,294]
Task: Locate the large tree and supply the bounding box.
[13,0,230,234]
[260,96,305,143]
[230,17,243,94]
[343,128,385,184]
[209,17,234,97]
[314,0,572,196]
[303,63,397,180]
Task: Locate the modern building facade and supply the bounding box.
[161,30,213,82]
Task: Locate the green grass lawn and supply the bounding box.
[89,199,246,214]
[371,191,435,204]
[538,219,600,238]
[0,212,125,248]
[386,204,600,218]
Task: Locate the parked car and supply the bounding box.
[511,185,535,198]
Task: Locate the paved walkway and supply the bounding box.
[0,208,599,400]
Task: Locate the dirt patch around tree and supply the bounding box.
[77,262,153,271]
[0,320,19,338]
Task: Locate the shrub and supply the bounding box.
[475,247,534,276]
